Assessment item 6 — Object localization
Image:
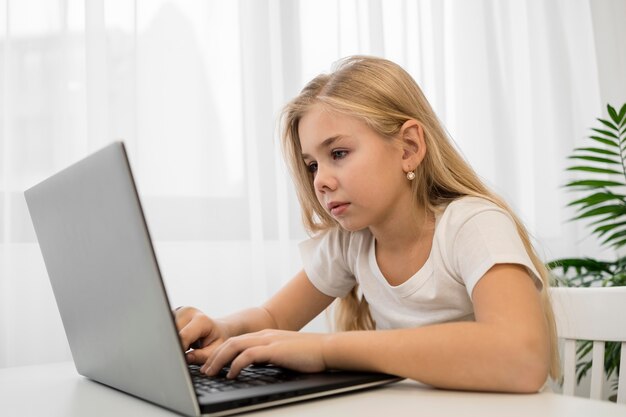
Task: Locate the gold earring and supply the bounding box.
[406,171,416,180]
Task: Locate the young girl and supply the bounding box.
[175,55,559,393]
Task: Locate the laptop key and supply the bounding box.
[190,364,303,394]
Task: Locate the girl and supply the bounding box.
[175,55,559,393]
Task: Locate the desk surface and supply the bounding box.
[1,362,624,417]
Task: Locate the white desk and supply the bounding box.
[1,362,624,417]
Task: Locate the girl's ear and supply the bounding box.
[399,119,426,171]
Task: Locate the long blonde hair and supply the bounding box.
[280,55,559,380]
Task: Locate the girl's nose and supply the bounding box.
[313,166,336,193]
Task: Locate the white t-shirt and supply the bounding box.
[298,196,542,330]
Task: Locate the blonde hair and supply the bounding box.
[280,55,559,380]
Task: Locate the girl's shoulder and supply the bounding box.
[444,195,501,211]
[436,195,511,230]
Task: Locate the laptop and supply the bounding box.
[24,141,402,416]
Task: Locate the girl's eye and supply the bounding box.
[331,150,348,160]
[307,162,318,174]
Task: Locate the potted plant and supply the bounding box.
[547,103,626,399]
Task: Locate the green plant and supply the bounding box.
[547,103,626,394]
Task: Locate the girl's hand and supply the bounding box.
[174,306,231,365]
[200,330,329,379]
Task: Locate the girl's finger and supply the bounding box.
[179,315,213,351]
[227,346,272,378]
[202,334,265,376]
[186,347,212,364]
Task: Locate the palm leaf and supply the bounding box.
[605,342,622,379]
[602,229,626,246]
[547,255,626,287]
[568,155,621,165]
[546,257,613,275]
[610,237,626,248]
[598,118,619,131]
[591,128,620,140]
[589,211,624,226]
[567,166,623,175]
[608,105,621,125]
[589,135,618,147]
[573,147,619,156]
[565,180,623,189]
[593,221,626,236]
[568,192,626,209]
[617,104,626,124]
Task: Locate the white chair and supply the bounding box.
[550,287,626,404]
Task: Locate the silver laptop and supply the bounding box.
[24,141,401,416]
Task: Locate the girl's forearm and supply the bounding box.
[321,323,549,393]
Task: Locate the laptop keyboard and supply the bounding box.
[189,364,304,394]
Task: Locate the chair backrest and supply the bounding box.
[550,287,626,404]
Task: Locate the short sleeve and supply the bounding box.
[298,228,357,298]
[445,202,542,299]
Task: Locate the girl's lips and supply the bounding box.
[329,203,350,216]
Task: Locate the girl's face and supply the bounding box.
[299,104,413,232]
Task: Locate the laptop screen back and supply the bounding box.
[24,142,200,416]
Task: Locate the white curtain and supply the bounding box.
[1,0,624,368]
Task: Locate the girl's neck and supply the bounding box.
[370,205,436,287]
[369,206,435,253]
